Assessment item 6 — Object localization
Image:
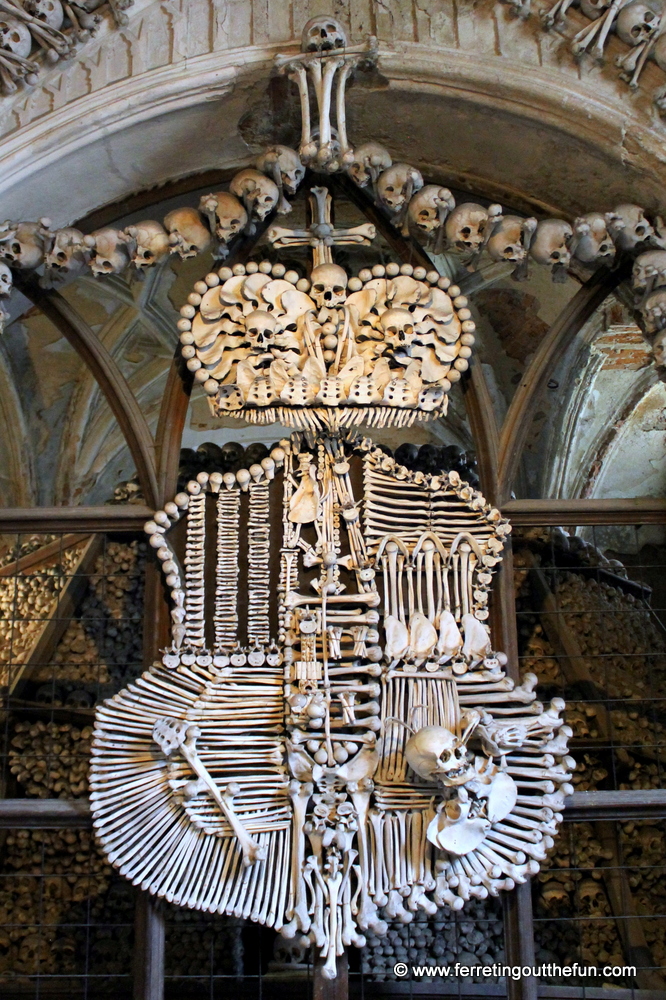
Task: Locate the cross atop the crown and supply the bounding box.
[267,186,376,268]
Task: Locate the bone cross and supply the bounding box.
[268,186,376,267]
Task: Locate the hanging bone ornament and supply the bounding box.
[301,14,347,51]
[406,186,456,246]
[529,218,573,281]
[632,249,666,295]
[163,207,211,259]
[256,145,305,214]
[570,213,616,265]
[124,220,170,268]
[198,192,248,254]
[606,203,654,250]
[445,203,492,256]
[347,142,393,189]
[0,219,50,268]
[44,227,86,274]
[376,164,424,224]
[229,170,280,230]
[485,215,537,264]
[83,228,130,275]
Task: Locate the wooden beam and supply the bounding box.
[497,264,628,503]
[502,497,666,525]
[7,533,103,695]
[564,789,666,821]
[14,274,159,509]
[0,799,91,828]
[154,349,193,506]
[134,892,165,1000]
[0,533,88,577]
[0,505,153,532]
[463,357,500,505]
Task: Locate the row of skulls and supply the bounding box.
[0,0,133,96]
[502,0,666,107]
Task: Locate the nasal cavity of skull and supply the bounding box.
[315,283,345,301]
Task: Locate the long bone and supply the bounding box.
[283,779,313,934]
[153,718,266,866]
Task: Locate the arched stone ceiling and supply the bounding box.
[0,0,664,225]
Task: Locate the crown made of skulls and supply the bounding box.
[178,257,475,431]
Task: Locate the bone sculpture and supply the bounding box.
[0,0,133,95]
[500,0,666,107]
[91,170,573,981]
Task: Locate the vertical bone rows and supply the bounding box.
[248,481,271,644]
[215,488,241,648]
[185,491,207,646]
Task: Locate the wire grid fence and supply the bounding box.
[514,523,666,990]
[0,527,664,996]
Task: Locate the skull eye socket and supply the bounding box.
[551,251,560,260]
[439,750,451,764]
[385,185,394,193]
[11,242,20,255]
[142,250,152,259]
[314,283,325,293]
[333,286,344,295]
[636,225,646,235]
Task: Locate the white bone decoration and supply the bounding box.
[86,16,575,980]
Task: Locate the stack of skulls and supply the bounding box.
[361,902,504,981]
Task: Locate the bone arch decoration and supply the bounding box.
[90,432,574,978]
[2,13,666,361]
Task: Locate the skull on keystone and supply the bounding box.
[616,0,661,46]
[571,213,615,266]
[407,185,455,235]
[83,228,130,276]
[405,725,475,786]
[445,203,490,254]
[486,216,529,262]
[530,219,573,270]
[0,220,49,269]
[651,327,666,366]
[0,16,32,57]
[380,307,416,353]
[25,0,64,29]
[163,207,211,259]
[198,192,248,245]
[45,228,85,273]
[376,164,424,215]
[633,250,666,294]
[606,204,653,251]
[347,142,393,188]
[230,169,279,222]
[310,263,348,309]
[124,220,170,268]
[301,15,347,52]
[244,310,278,354]
[255,146,305,196]
[641,288,666,335]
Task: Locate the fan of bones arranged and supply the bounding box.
[84,14,574,981]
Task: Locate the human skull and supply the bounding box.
[310,263,348,308]
[198,191,247,245]
[578,878,607,913]
[633,250,666,294]
[244,309,277,352]
[380,307,416,351]
[571,213,615,265]
[606,204,653,251]
[301,15,347,52]
[616,0,661,46]
[229,169,279,222]
[0,220,48,269]
[83,228,130,276]
[580,0,611,16]
[486,215,529,262]
[529,218,573,269]
[407,185,455,235]
[255,145,305,195]
[404,726,475,786]
[163,207,211,258]
[0,17,32,57]
[641,287,666,335]
[25,0,64,29]
[124,220,170,268]
[0,261,11,298]
[445,203,489,254]
[376,164,424,215]
[347,142,393,187]
[44,227,85,273]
